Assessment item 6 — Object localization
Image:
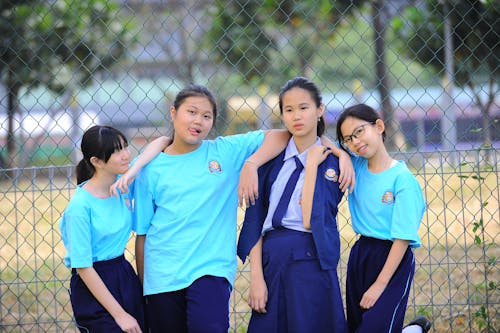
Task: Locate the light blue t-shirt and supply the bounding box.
[133,130,264,295]
[348,156,425,248]
[59,184,134,268]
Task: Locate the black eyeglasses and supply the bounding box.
[341,122,375,145]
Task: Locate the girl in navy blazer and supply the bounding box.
[237,77,350,333]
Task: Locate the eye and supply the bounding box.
[353,127,364,137]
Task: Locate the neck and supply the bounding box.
[292,133,317,154]
[84,173,117,198]
[367,149,393,173]
[165,139,201,155]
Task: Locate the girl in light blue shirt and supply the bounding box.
[60,125,167,333]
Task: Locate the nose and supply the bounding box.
[351,136,361,146]
[121,148,131,160]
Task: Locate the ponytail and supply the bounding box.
[76,158,94,185]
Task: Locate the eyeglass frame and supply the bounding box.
[340,122,376,145]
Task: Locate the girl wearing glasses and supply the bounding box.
[303,103,429,333]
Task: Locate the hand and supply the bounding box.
[248,276,268,313]
[359,281,386,310]
[238,161,259,207]
[110,172,134,197]
[115,312,142,333]
[338,151,355,193]
[306,145,331,167]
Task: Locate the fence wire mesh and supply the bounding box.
[0,0,499,332]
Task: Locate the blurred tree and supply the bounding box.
[394,0,499,151]
[0,0,132,167]
[208,0,362,129]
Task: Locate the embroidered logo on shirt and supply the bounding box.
[208,160,222,173]
[324,168,338,182]
[381,191,395,204]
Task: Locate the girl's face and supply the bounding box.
[281,87,324,139]
[170,96,214,147]
[94,141,130,176]
[340,116,384,158]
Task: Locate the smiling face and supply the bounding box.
[281,87,324,140]
[170,95,214,151]
[340,116,385,158]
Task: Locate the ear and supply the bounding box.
[169,106,176,121]
[317,103,325,118]
[375,119,385,134]
[89,156,104,169]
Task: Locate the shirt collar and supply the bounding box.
[283,137,322,166]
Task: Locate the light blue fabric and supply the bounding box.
[261,138,322,234]
[60,184,133,268]
[348,156,425,248]
[133,130,264,295]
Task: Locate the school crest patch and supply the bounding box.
[324,168,338,182]
[381,191,395,204]
[208,160,222,174]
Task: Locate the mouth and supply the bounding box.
[293,124,304,130]
[356,144,368,155]
[189,128,202,135]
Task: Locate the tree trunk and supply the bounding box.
[372,0,406,152]
[6,78,21,169]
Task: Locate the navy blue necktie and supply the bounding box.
[272,156,303,228]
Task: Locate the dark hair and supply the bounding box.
[336,103,385,150]
[76,125,128,184]
[173,84,217,119]
[278,76,326,136]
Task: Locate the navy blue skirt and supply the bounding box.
[69,255,146,333]
[248,228,347,333]
[346,236,415,333]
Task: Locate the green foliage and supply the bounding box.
[0,0,133,92]
[393,0,499,87]
[208,0,361,89]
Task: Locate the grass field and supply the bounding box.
[0,162,498,332]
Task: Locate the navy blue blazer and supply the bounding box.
[237,150,344,270]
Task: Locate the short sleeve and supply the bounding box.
[213,130,264,170]
[390,172,426,247]
[62,205,93,268]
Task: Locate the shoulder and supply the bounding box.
[393,162,423,190]
[211,130,264,145]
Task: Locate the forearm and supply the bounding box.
[128,136,169,175]
[301,160,319,230]
[375,239,410,286]
[77,267,127,319]
[246,130,290,166]
[135,235,146,284]
[249,237,264,280]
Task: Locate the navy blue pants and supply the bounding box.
[248,229,347,333]
[69,255,146,333]
[346,236,415,333]
[145,275,231,333]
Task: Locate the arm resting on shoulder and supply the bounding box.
[110,136,170,196]
[301,145,330,230]
[320,135,355,192]
[239,130,290,207]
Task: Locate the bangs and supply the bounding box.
[98,127,128,161]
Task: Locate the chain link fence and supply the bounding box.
[1,0,498,332]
